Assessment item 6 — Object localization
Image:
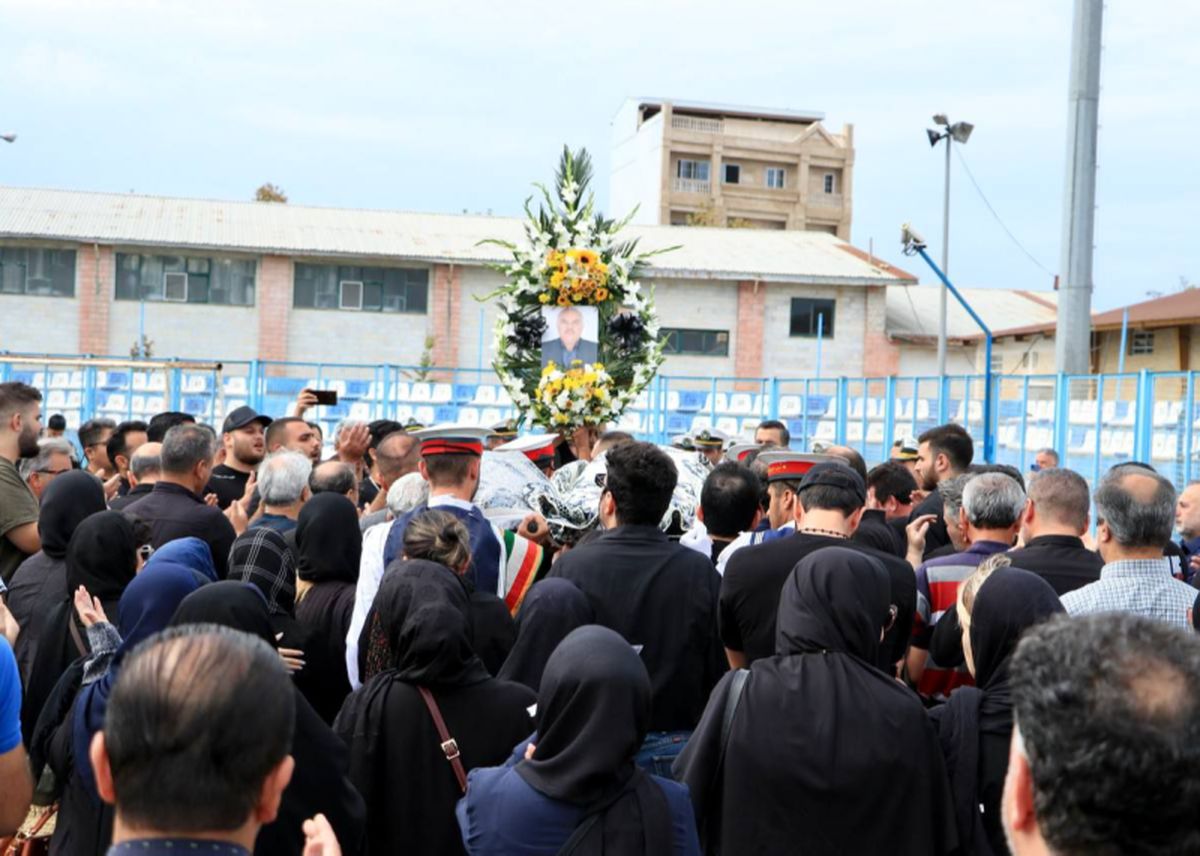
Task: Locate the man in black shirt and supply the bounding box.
[205,406,271,510]
[126,424,236,578]
[1008,466,1103,595]
[909,423,974,559]
[551,442,725,774]
[698,462,763,564]
[722,461,916,675]
[854,460,918,558]
[104,420,148,499]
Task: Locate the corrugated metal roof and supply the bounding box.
[887,285,1059,342]
[0,185,913,285]
[986,288,1200,338]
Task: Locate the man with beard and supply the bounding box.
[206,406,273,510]
[266,417,323,465]
[0,382,43,583]
[909,423,974,560]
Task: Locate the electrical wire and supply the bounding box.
[954,147,1057,279]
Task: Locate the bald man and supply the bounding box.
[109,442,163,511]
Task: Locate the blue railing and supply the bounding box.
[1,351,1196,490]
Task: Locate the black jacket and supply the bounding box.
[1004,534,1104,596]
[107,482,153,511]
[551,525,726,731]
[911,488,951,560]
[853,509,907,558]
[124,482,236,578]
[721,531,916,671]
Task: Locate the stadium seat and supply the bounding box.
[815,421,836,441]
[680,391,706,412]
[349,402,373,421]
[866,423,884,444]
[618,411,645,432]
[1152,432,1178,462]
[1068,429,1095,456]
[495,388,513,407]
[716,416,740,436]
[457,407,481,426]
[847,422,864,443]
[471,385,498,405]
[50,372,71,389]
[223,376,249,396]
[690,415,713,433]
[705,393,730,415]
[409,383,432,402]
[741,418,761,436]
[431,383,453,403]
[727,393,753,416]
[479,408,503,426]
[47,390,67,409]
[772,396,801,420]
[666,390,681,412]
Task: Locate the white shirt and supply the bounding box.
[716,521,796,575]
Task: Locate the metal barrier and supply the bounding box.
[1,351,1195,489]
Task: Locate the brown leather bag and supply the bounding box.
[417,686,469,794]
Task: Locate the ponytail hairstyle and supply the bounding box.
[402,509,472,574]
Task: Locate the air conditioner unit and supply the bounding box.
[340,280,364,310]
[163,272,188,302]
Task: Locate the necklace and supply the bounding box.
[798,527,850,540]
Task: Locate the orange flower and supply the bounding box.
[595,287,610,302]
[557,293,571,306]
[577,249,598,267]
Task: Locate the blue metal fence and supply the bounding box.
[1,352,1196,490]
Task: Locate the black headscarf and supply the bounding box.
[295,494,362,584]
[228,527,297,616]
[932,567,1063,855]
[21,511,139,744]
[675,546,959,856]
[497,579,594,693]
[168,581,370,856]
[366,559,489,687]
[514,625,673,856]
[171,581,276,645]
[38,471,106,559]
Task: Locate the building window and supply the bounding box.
[293,263,428,314]
[676,159,710,181]
[661,328,729,356]
[1129,331,1155,355]
[115,253,255,305]
[765,167,786,189]
[823,173,836,194]
[722,163,740,184]
[1019,351,1039,371]
[789,297,835,337]
[990,353,1004,373]
[0,247,75,297]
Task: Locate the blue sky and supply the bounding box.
[1,0,1195,311]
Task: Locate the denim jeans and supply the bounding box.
[635,730,692,779]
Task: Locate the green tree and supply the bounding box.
[255,183,288,203]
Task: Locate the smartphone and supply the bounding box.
[312,389,338,406]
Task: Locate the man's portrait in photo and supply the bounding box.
[541,305,599,369]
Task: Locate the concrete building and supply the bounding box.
[609,98,854,237]
[976,288,1200,378]
[0,185,908,380]
[885,286,1060,376]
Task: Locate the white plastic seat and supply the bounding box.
[866,423,884,444]
[778,395,802,418]
[50,372,71,389]
[690,415,713,433]
[349,402,373,421]
[472,385,498,405]
[457,407,481,426]
[431,383,453,403]
[224,376,248,396]
[815,421,836,440]
[409,383,432,402]
[727,393,753,415]
[716,416,740,436]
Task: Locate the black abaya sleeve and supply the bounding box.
[671,669,739,853]
[929,605,966,669]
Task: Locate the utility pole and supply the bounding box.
[1055,0,1104,375]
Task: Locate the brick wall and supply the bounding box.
[77,243,114,354]
[862,285,900,377]
[429,263,461,372]
[735,280,766,380]
[256,255,292,362]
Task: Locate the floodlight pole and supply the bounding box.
[1055,0,1104,375]
[938,137,951,377]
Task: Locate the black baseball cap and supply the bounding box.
[222,406,272,434]
[797,461,866,504]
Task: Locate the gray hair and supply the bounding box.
[387,471,429,516]
[258,450,312,506]
[161,424,217,475]
[1035,447,1060,466]
[79,417,116,448]
[939,473,974,522]
[1094,464,1176,549]
[18,437,77,479]
[130,445,162,479]
[1027,468,1090,532]
[962,472,1027,529]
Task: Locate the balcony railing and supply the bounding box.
[671,115,724,134]
[673,177,712,194]
[809,192,844,207]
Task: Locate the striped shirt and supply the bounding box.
[1060,558,1197,629]
[912,540,1010,697]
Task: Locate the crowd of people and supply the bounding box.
[1,379,1199,856]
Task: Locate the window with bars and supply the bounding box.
[661,328,729,356]
[115,254,256,305]
[0,247,76,297]
[293,263,429,313]
[1129,331,1155,355]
